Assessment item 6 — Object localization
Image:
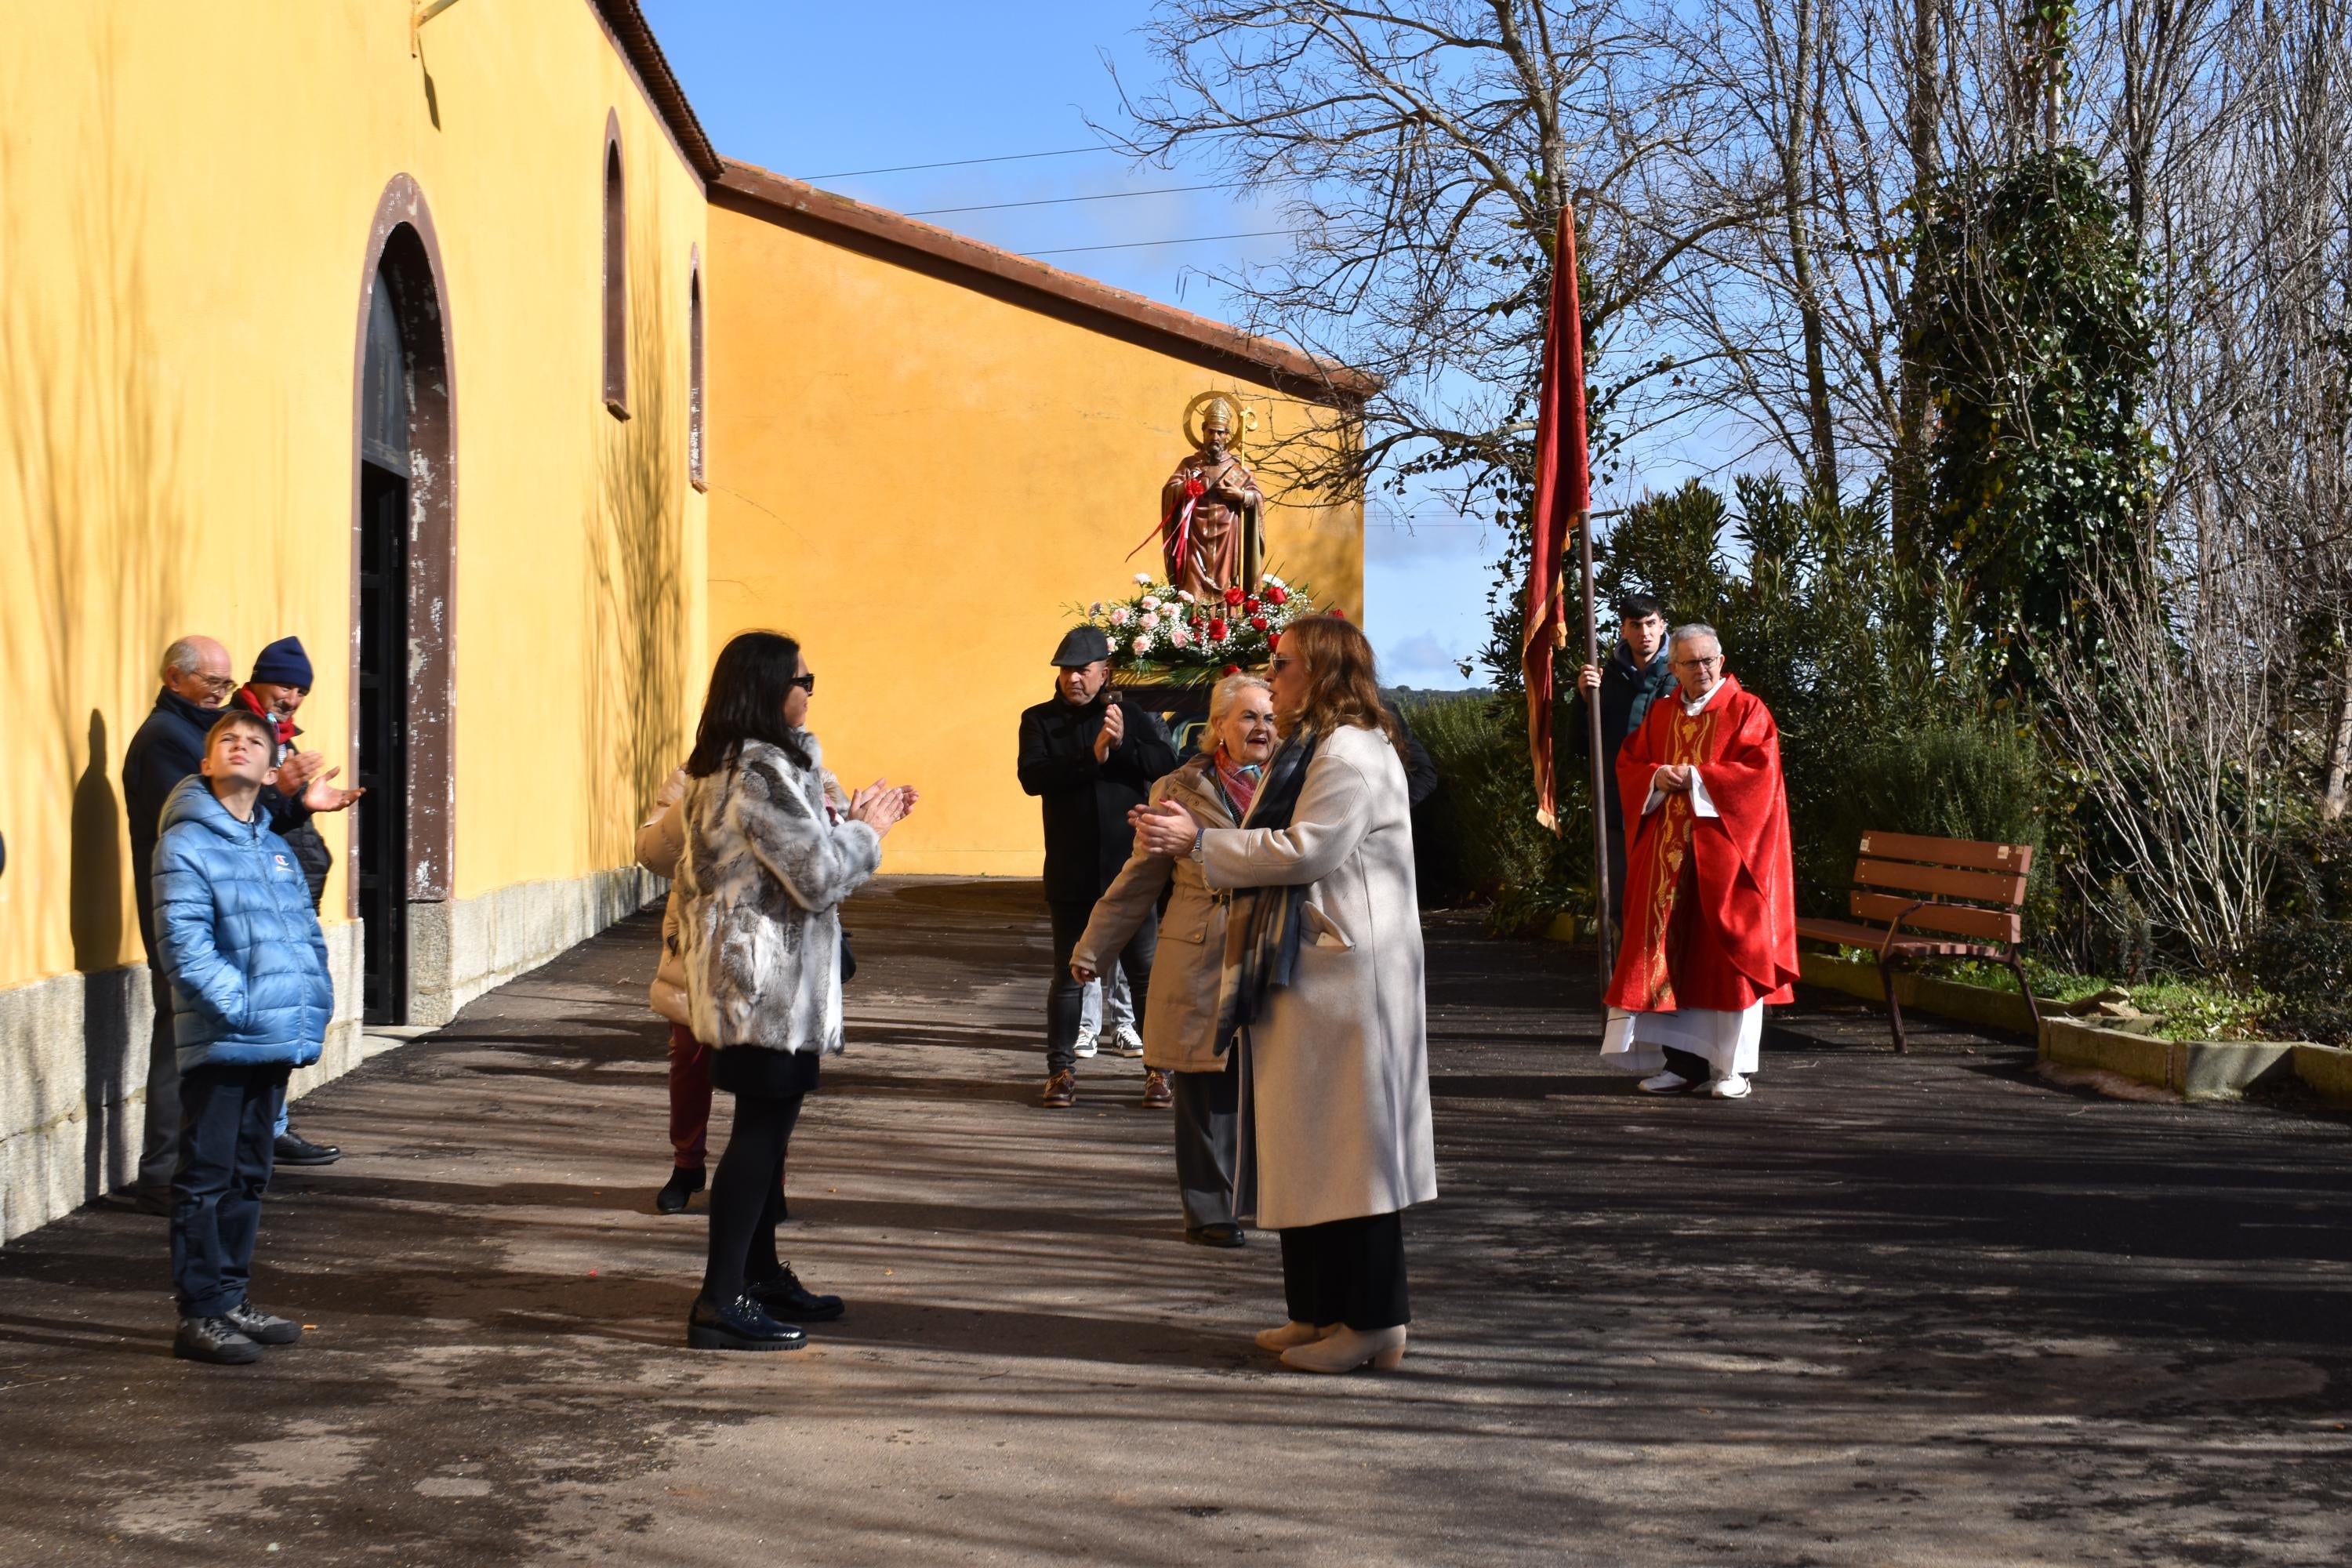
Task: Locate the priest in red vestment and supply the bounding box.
[1599,624,1799,1099]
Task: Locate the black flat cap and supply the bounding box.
[1051,626,1113,666]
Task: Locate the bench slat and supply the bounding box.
[1850,891,2020,944]
[1853,858,2027,906]
[1853,830,2033,877]
[1793,917,2004,959]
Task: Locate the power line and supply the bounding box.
[1022,229,1293,258]
[798,145,1119,180]
[906,184,1226,217]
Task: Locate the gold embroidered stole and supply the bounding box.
[1628,702,1725,1009]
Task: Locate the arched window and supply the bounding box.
[688,249,706,490]
[602,112,628,419]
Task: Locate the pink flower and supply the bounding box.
[1131,634,1152,656]
[1171,625,1192,648]
[1109,607,1132,626]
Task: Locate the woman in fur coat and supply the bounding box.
[673,631,914,1352]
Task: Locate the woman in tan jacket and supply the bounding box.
[1073,673,1279,1247]
[1130,615,1434,1374]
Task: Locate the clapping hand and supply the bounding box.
[848,779,916,836]
[1092,701,1127,763]
[298,760,365,813]
[1128,797,1198,858]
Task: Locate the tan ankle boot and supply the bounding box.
[1254,1319,1333,1352]
[1279,1324,1406,1373]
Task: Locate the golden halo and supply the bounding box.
[1183,391,1260,449]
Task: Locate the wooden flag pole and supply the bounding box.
[1579,508,1613,987]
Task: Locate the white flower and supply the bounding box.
[1109,606,1131,626]
[1265,574,1287,589]
[1134,572,1153,586]
[1131,634,1152,656]
[1170,625,1192,648]
[1140,612,1160,631]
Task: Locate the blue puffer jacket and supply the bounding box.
[151,776,333,1071]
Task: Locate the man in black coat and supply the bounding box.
[1017,626,1177,1109]
[1569,593,1679,927]
[122,636,359,1209]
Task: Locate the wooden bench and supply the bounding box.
[1792,830,2039,1053]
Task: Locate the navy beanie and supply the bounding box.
[249,635,314,688]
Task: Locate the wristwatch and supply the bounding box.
[1190,828,1207,864]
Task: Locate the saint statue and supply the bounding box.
[1160,394,1265,601]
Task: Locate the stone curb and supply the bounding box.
[1795,949,2352,1108]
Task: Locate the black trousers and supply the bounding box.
[1663,1045,1713,1082]
[138,959,181,1192]
[1278,1210,1410,1332]
[171,1062,289,1318]
[1045,898,1154,1075]
[1171,1061,1239,1230]
[701,1048,816,1306]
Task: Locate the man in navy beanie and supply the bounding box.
[234,635,359,1169]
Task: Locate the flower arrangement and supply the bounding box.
[1076,572,1312,670]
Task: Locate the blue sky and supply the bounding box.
[644,2,1562,688]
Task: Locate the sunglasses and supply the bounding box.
[789,671,816,694]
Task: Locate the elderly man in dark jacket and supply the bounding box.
[1017,626,1177,1109]
[122,637,358,1210]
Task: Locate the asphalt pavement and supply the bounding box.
[3,877,2350,1566]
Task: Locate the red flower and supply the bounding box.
[1330,607,1347,620]
[1221,663,1241,676]
[1249,615,1269,633]
[1223,586,1246,607]
[1267,630,1281,652]
[1207,617,1229,641]
[1265,585,1290,606]
[1184,478,1207,499]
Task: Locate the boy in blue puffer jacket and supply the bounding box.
[151,709,334,1365]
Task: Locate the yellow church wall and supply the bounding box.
[0,0,709,996]
[705,193,1366,877]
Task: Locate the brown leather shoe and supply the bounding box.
[1040,1069,1077,1109]
[1141,1069,1174,1109]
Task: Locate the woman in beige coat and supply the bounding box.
[1131,615,1435,1374]
[1073,673,1279,1247]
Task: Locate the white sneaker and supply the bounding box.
[1637,1070,1695,1094]
[1111,1025,1145,1058]
[1073,1032,1098,1060]
[1709,1073,1753,1099]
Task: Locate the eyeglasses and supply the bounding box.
[1671,655,1723,670]
[195,674,236,695]
[1269,655,1296,674]
[789,672,816,694]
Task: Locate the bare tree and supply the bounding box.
[1104,1,1765,510]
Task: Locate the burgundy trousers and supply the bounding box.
[669,1024,713,1170]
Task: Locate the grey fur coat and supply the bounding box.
[675,735,880,1053]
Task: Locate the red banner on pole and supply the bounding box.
[1523,205,1592,832]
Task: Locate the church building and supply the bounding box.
[0,0,1366,1240]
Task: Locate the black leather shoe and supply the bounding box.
[174,1316,263,1366]
[1185,1222,1247,1249]
[749,1265,845,1323]
[273,1130,342,1167]
[655,1167,706,1214]
[125,1184,172,1217]
[686,1293,807,1352]
[225,1301,302,1345]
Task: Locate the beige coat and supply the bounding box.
[1200,723,1436,1231]
[637,769,691,1028]
[1073,755,1238,1073]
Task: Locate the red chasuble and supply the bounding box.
[1602,673,1800,1014]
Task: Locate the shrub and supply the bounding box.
[1399,691,1591,935]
